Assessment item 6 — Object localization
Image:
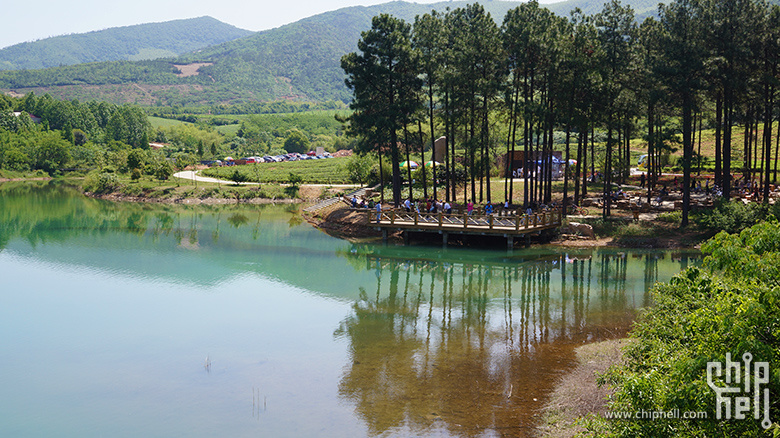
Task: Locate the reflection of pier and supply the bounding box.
[368,209,562,249]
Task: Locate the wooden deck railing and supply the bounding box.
[368,208,562,235]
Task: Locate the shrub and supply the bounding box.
[228,169,248,184]
[657,210,682,223]
[155,161,173,181]
[598,220,780,437]
[346,154,373,185]
[693,199,780,235]
[84,172,120,194]
[119,184,143,197]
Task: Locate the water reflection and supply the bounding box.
[0,182,701,437]
[335,250,687,437]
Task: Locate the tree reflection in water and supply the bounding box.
[335,250,682,437]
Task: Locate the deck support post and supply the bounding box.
[506,235,514,251]
[382,228,388,243]
[442,231,448,247]
[403,231,409,245]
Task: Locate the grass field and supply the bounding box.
[215,124,241,137]
[202,157,351,184]
[148,116,192,129]
[627,121,780,171]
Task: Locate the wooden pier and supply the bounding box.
[369,208,562,249]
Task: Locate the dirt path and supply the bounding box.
[173,170,258,185]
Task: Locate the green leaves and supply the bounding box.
[602,222,780,436]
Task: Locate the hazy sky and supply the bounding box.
[1,0,557,50]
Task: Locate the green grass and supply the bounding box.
[79,170,299,200]
[148,116,192,129]
[0,169,53,179]
[203,157,351,184]
[215,124,240,137]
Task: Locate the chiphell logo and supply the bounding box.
[707,353,771,429]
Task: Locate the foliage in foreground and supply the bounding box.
[693,199,780,235]
[595,220,780,437]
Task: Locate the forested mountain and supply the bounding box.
[0,0,669,105]
[545,0,661,18]
[0,17,252,71]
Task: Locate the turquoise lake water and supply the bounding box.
[0,181,699,437]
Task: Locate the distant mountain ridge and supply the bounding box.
[0,16,253,71]
[0,0,669,105]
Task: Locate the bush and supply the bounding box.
[693,199,780,235]
[346,154,373,185]
[155,161,173,181]
[2,147,30,171]
[119,184,143,197]
[657,210,682,223]
[228,169,248,184]
[84,172,120,194]
[367,163,390,187]
[199,188,220,199]
[598,220,780,437]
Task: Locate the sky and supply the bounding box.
[1,0,557,50]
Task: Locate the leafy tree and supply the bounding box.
[345,153,373,185]
[32,132,71,174]
[84,172,120,194]
[446,4,505,204]
[602,220,780,436]
[155,160,173,181]
[72,129,88,146]
[283,129,310,154]
[126,148,147,171]
[228,168,247,185]
[286,172,304,197]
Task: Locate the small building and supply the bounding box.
[499,151,564,179]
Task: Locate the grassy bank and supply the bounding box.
[71,170,355,204]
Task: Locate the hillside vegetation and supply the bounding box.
[0,0,671,106]
[0,17,252,71]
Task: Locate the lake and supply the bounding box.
[0,181,699,437]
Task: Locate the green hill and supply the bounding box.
[0,16,252,71]
[0,1,669,106]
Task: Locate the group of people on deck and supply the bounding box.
[395,198,541,218]
[403,198,453,215]
[350,193,551,221]
[350,195,377,209]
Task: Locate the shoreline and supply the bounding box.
[303,204,704,249]
[87,191,302,205]
[536,339,630,438]
[0,178,705,249]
